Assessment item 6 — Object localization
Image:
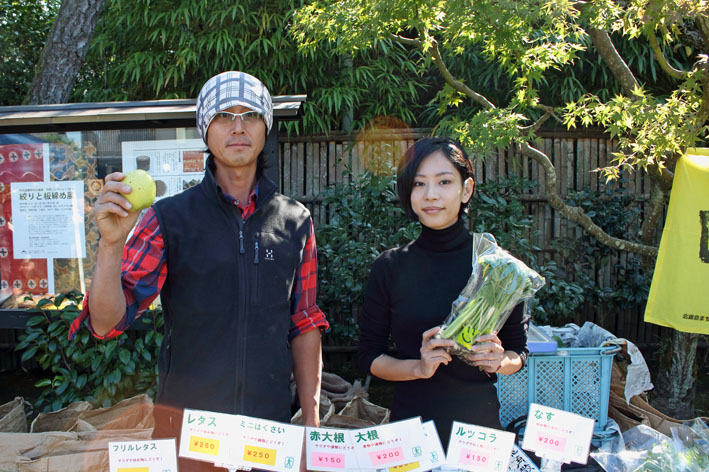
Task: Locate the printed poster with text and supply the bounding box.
[121,139,207,202]
[0,143,52,298]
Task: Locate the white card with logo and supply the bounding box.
[109,438,178,472]
[521,404,594,464]
[179,409,240,463]
[221,415,304,472]
[305,426,359,471]
[375,420,447,472]
[351,418,427,470]
[446,422,515,472]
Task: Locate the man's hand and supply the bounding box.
[93,172,142,246]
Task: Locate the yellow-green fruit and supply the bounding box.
[122,169,156,211]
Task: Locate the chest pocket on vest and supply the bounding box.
[250,230,301,310]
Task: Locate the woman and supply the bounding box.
[357,137,528,448]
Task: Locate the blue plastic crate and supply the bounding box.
[497,346,619,433]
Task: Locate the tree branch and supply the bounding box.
[696,56,709,126]
[638,180,669,267]
[647,32,685,80]
[519,109,555,135]
[587,28,641,97]
[520,142,659,258]
[427,37,497,110]
[389,33,421,48]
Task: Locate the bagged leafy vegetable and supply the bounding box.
[437,233,544,366]
[591,419,709,472]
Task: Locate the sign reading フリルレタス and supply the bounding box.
[645,148,709,335]
[108,439,178,472]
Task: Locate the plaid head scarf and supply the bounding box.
[196,71,273,144]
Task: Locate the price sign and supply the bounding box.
[221,415,305,472]
[379,420,447,472]
[108,439,178,472]
[521,404,594,464]
[179,409,240,464]
[305,426,358,471]
[445,422,515,472]
[352,418,427,470]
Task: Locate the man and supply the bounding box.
[70,71,328,471]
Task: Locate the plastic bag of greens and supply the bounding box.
[437,233,544,366]
[591,420,709,472]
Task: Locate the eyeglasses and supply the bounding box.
[213,110,264,123]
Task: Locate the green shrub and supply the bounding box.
[15,291,162,412]
[316,169,419,345]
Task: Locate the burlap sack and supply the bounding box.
[0,397,28,433]
[30,401,92,433]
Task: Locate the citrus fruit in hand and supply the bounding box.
[122,169,156,211]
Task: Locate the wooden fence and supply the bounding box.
[277,128,667,350]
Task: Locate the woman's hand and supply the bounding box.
[415,326,456,379]
[465,333,506,373]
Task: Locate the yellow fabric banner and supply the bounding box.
[644,149,709,334]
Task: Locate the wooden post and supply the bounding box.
[264,121,279,189]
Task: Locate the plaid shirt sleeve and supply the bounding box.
[69,207,166,340]
[289,218,329,341]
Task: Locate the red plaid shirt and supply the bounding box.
[70,184,328,341]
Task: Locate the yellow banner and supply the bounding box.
[645,149,709,334]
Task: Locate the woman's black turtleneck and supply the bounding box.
[358,218,528,447]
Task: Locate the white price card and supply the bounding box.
[305,426,359,471]
[521,403,594,464]
[221,415,305,472]
[352,418,428,470]
[179,409,240,463]
[376,421,447,472]
[109,438,178,472]
[446,422,515,472]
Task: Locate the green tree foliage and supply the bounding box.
[0,0,60,106]
[71,0,435,134]
[292,0,708,257]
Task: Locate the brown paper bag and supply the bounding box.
[608,388,683,435]
[30,401,92,433]
[0,397,28,433]
[75,394,154,431]
[337,395,389,425]
[0,432,76,472]
[16,428,153,472]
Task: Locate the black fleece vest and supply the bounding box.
[153,160,311,422]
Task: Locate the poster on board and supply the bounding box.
[0,143,53,298]
[121,139,207,202]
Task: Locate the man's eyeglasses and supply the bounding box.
[213,110,264,124]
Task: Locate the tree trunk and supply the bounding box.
[653,330,699,418]
[25,0,107,105]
